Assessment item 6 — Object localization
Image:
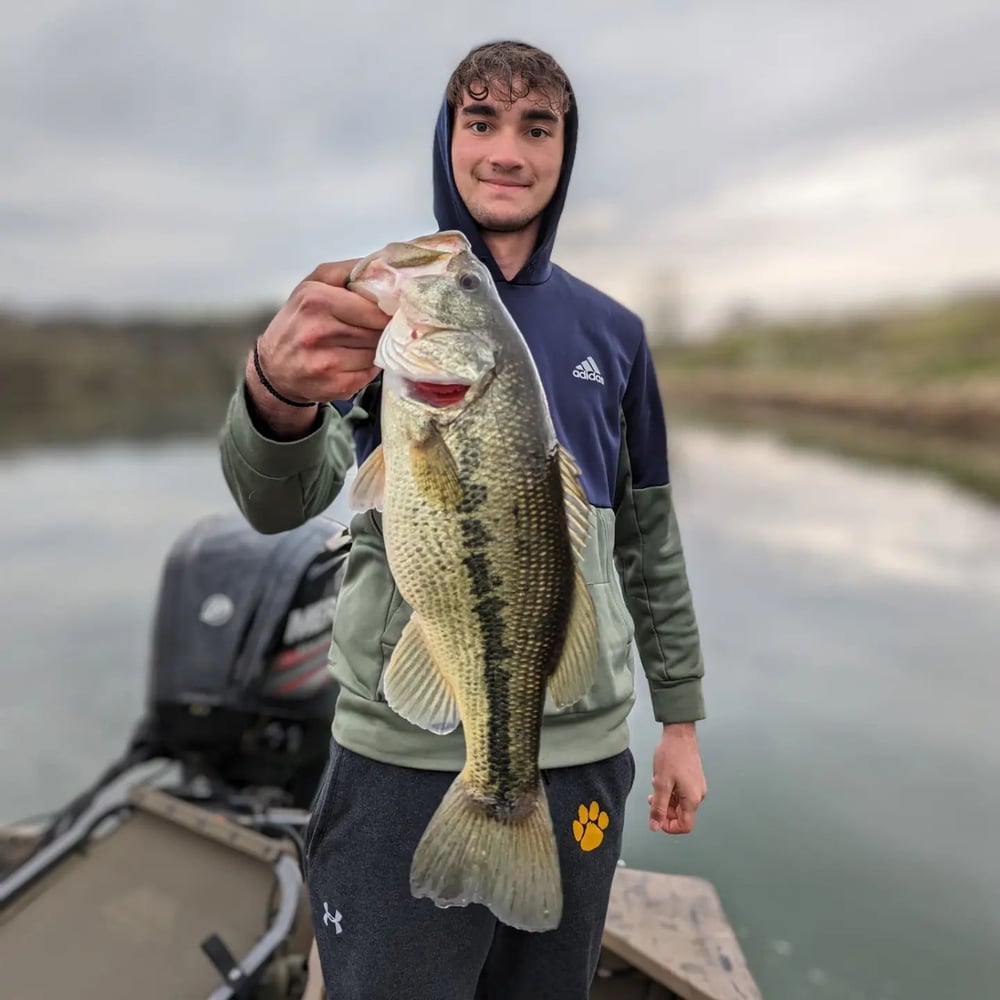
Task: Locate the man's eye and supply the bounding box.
[471,122,490,134]
[529,128,549,138]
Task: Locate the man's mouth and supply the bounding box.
[478,177,529,189]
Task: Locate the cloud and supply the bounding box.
[579,112,1000,329]
[2,0,999,326]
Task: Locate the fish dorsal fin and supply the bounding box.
[559,444,591,563]
[411,230,471,254]
[384,616,461,734]
[348,444,386,512]
[547,567,599,708]
[411,425,463,509]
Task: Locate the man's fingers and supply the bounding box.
[647,782,675,832]
[317,346,382,375]
[647,790,697,834]
[295,281,391,332]
[305,259,361,287]
[665,800,697,834]
[323,367,382,401]
[296,354,381,401]
[293,322,382,353]
[329,328,384,350]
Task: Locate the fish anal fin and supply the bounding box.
[384,617,460,735]
[349,444,386,512]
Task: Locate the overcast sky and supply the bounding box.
[3,0,999,332]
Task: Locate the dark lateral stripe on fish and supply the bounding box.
[477,591,514,807]
[460,517,493,558]
[456,482,487,513]
[460,513,517,808]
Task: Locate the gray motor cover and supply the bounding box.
[146,512,350,719]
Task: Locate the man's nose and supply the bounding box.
[486,131,524,171]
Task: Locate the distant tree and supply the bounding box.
[722,298,763,332]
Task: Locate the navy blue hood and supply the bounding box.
[432,90,578,286]
[342,81,667,511]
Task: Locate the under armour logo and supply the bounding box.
[322,901,343,934]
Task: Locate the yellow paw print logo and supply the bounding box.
[573,800,610,852]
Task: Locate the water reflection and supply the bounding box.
[671,427,1000,594]
[637,425,1000,999]
[0,426,997,999]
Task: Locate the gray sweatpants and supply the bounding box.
[303,739,635,1000]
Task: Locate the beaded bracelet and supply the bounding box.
[252,340,317,408]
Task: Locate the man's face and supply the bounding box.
[450,82,565,234]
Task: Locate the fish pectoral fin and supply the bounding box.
[547,567,599,708]
[410,425,463,509]
[383,617,461,734]
[349,444,386,512]
[558,445,591,562]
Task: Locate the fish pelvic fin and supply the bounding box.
[383,616,461,735]
[547,566,599,708]
[410,775,562,932]
[410,425,463,509]
[349,444,385,512]
[558,445,591,562]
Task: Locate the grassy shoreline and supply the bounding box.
[2,292,998,502]
[659,387,1000,504]
[0,310,264,450]
[653,291,1000,504]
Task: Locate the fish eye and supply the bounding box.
[458,271,481,291]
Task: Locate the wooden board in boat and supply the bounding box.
[601,867,762,1000]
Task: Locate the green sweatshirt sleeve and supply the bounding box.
[615,480,706,724]
[219,382,357,534]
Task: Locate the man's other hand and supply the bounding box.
[647,722,707,835]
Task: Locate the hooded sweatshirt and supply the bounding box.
[219,90,705,770]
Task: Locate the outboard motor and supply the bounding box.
[13,511,353,878]
[139,512,351,808]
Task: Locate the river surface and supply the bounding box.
[1,425,998,999]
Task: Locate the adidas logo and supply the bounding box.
[572,356,605,384]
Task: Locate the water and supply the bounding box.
[1,427,998,999]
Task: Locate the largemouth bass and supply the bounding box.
[347,232,597,932]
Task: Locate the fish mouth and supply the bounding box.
[402,380,471,408]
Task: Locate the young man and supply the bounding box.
[220,40,707,1000]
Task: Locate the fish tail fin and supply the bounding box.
[410,774,562,932]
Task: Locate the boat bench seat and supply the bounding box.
[0,787,312,1000]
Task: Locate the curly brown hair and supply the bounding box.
[445,40,573,115]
